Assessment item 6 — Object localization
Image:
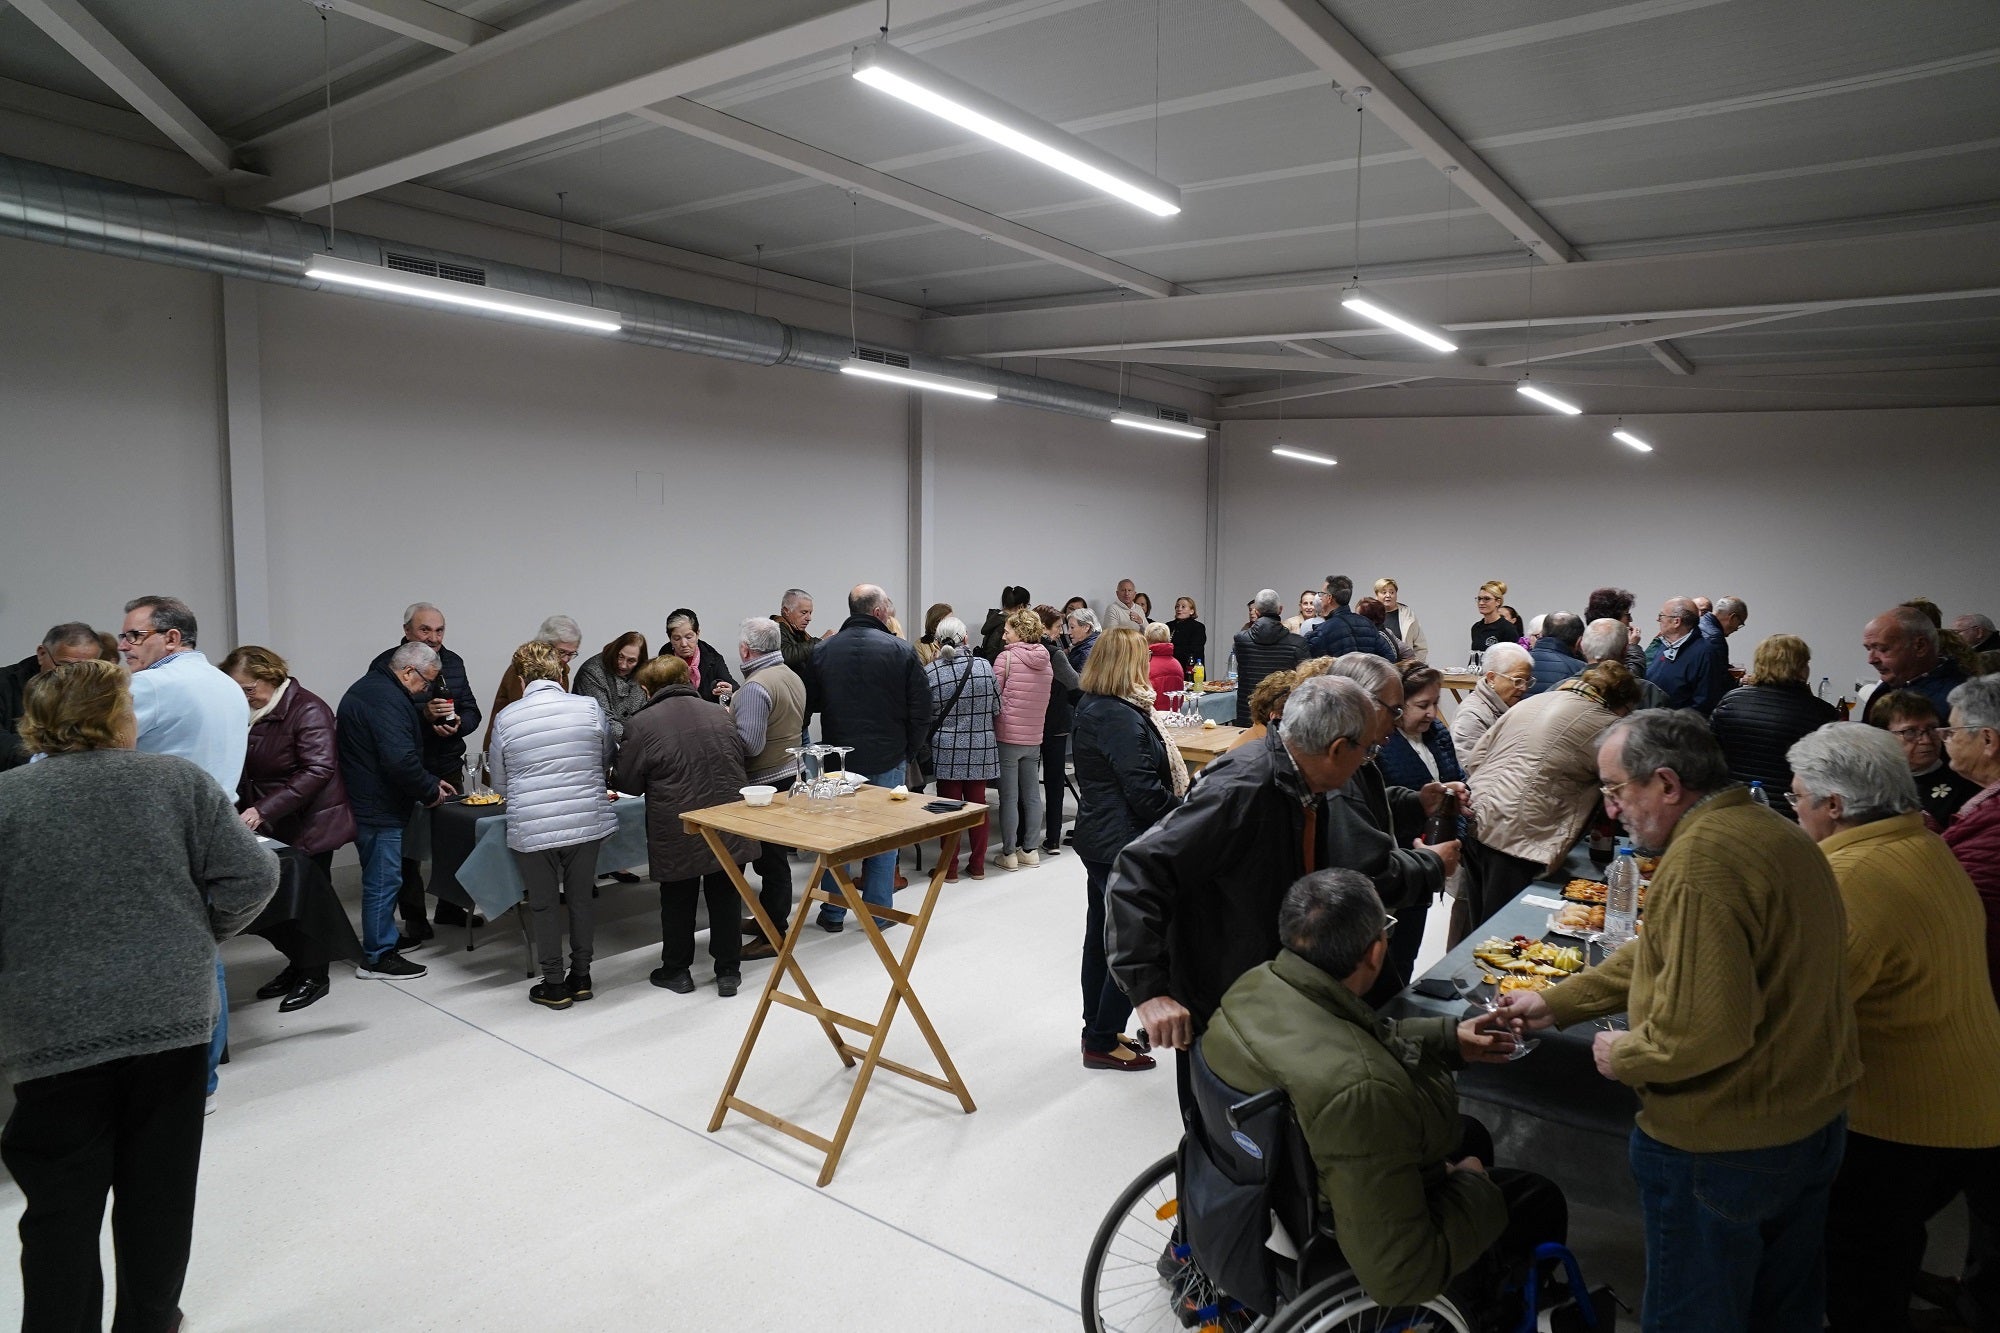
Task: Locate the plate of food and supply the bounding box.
[1562,878,1646,908]
[1470,935,1586,979]
[460,792,502,806]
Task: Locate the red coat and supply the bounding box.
[1943,784,2000,1004]
[239,679,358,856]
[1148,642,1187,711]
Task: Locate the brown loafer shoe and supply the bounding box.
[740,937,777,961]
[1083,1045,1157,1072]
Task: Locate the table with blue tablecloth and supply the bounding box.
[435,794,651,921]
[1196,686,1235,724]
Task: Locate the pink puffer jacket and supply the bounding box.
[994,639,1053,746]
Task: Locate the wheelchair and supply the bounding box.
[1080,1043,1593,1333]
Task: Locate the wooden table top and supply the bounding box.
[1173,725,1251,764]
[1439,670,1478,687]
[681,784,988,859]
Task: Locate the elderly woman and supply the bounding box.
[1457,660,1642,943]
[1940,675,2000,1003]
[1072,625,1186,1070]
[1449,640,1533,767]
[1708,634,1839,817]
[1787,724,2000,1333]
[1168,596,1207,678]
[1065,606,1101,673]
[1145,621,1185,710]
[923,617,998,881]
[570,631,648,745]
[490,641,617,1010]
[220,645,356,1012]
[664,608,738,705]
[1374,578,1428,662]
[1322,654,1462,999]
[1873,689,1983,826]
[615,655,755,996]
[1470,580,1523,657]
[994,609,1054,870]
[0,661,276,1330]
[488,614,582,732]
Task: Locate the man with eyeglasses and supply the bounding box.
[1496,710,1858,1333]
[0,622,109,771]
[118,596,248,797]
[1644,597,1731,716]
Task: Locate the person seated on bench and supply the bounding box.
[1201,868,1568,1320]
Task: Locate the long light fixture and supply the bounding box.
[839,357,998,401]
[1340,285,1456,353]
[1272,445,1337,467]
[1612,427,1655,453]
[851,42,1181,217]
[1112,413,1206,441]
[1515,380,1582,415]
[305,255,621,333]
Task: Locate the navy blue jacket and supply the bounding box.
[1376,720,1464,792]
[1863,659,1970,726]
[1527,637,1583,697]
[369,641,480,780]
[337,662,440,828]
[1306,606,1395,661]
[812,615,933,777]
[1645,632,1732,715]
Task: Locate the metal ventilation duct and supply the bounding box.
[0,154,1200,428]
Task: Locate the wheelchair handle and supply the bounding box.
[1225,1087,1288,1130]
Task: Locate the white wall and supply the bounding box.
[1218,409,2000,694]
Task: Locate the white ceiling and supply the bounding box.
[1,0,1995,416]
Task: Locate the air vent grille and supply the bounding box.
[1156,406,1192,424]
[384,251,487,287]
[856,345,911,369]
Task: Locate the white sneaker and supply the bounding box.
[995,851,1019,871]
[204,1094,216,1117]
[1018,849,1040,867]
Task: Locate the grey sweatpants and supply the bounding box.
[995,742,1044,854]
[511,839,603,983]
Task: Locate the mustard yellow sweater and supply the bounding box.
[1543,787,1860,1152]
[1820,813,2000,1147]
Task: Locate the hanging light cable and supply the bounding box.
[837,192,995,399]
[1337,88,1456,354]
[1514,247,1580,413]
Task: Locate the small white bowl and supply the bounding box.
[740,785,777,807]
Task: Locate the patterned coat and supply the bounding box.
[924,651,999,782]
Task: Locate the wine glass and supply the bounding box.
[1459,971,1540,1061]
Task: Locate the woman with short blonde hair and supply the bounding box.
[1471,579,1523,657]
[1709,634,1839,816]
[1374,577,1428,663]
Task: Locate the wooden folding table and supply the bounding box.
[1174,724,1250,772]
[681,786,990,1186]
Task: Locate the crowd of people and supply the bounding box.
[3,572,1999,1331]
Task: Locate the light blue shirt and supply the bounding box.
[130,649,249,796]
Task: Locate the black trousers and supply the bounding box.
[660,872,742,976]
[1040,731,1069,849]
[749,776,796,933]
[1452,837,1543,946]
[1826,1131,2000,1333]
[1080,857,1136,1052]
[1,1043,207,1333]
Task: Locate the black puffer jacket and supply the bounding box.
[1231,616,1309,727]
[1306,607,1394,661]
[812,615,933,776]
[1709,681,1840,815]
[1071,693,1180,863]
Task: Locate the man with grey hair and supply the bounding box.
[1102,578,1147,634]
[486,615,584,739]
[372,601,481,938]
[1575,618,1669,710]
[1706,595,1749,639]
[733,616,807,957]
[339,641,455,981]
[775,588,825,727]
[1203,869,1563,1316]
[1498,709,1859,1332]
[1863,605,1967,723]
[1645,596,1731,714]
[1230,589,1309,727]
[1525,611,1586,697]
[1956,612,1999,657]
[1106,675,1375,1106]
[1,622,107,770]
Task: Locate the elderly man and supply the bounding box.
[732,617,807,959]
[776,587,825,735]
[372,602,481,939]
[1449,641,1532,766]
[1957,613,2000,657]
[1105,676,1376,1105]
[1576,618,1670,710]
[1102,579,1148,634]
[1499,710,1859,1333]
[1231,589,1309,727]
[1525,611,1586,696]
[1645,597,1731,714]
[1203,869,1565,1319]
[486,614,582,734]
[1305,574,1395,661]
[119,596,248,796]
[339,642,454,981]
[810,585,931,931]
[0,622,105,770]
[1863,605,1968,723]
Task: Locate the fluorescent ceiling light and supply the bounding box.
[839,357,998,401]
[1340,286,1456,353]
[1613,429,1655,453]
[851,42,1180,217]
[1515,381,1582,415]
[1112,413,1206,441]
[1271,446,1337,467]
[304,254,620,333]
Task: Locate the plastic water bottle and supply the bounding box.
[1748,780,1771,809]
[1816,676,1830,701]
[1603,849,1641,947]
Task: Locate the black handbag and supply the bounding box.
[919,658,975,787]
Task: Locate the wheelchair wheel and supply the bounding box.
[1081,1151,1255,1333]
[1261,1271,1470,1333]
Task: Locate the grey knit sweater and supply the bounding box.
[0,749,279,1084]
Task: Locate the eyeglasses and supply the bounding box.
[116,627,162,645]
[1888,724,1940,741]
[1937,726,1991,741]
[1376,700,1404,720]
[1475,596,1497,604]
[1599,775,1647,805]
[1382,914,1399,941]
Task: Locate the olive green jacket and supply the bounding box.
[1202,950,1506,1308]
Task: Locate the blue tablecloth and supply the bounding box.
[452,796,652,920]
[1196,688,1235,724]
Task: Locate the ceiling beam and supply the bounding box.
[1647,340,1696,375]
[320,0,500,53]
[919,219,2000,358]
[636,99,1180,299]
[234,0,991,214]
[1475,312,1811,367]
[1238,0,1578,264]
[9,0,233,175]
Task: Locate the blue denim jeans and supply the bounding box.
[205,957,227,1096]
[1628,1115,1846,1333]
[816,767,905,925]
[354,824,405,962]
